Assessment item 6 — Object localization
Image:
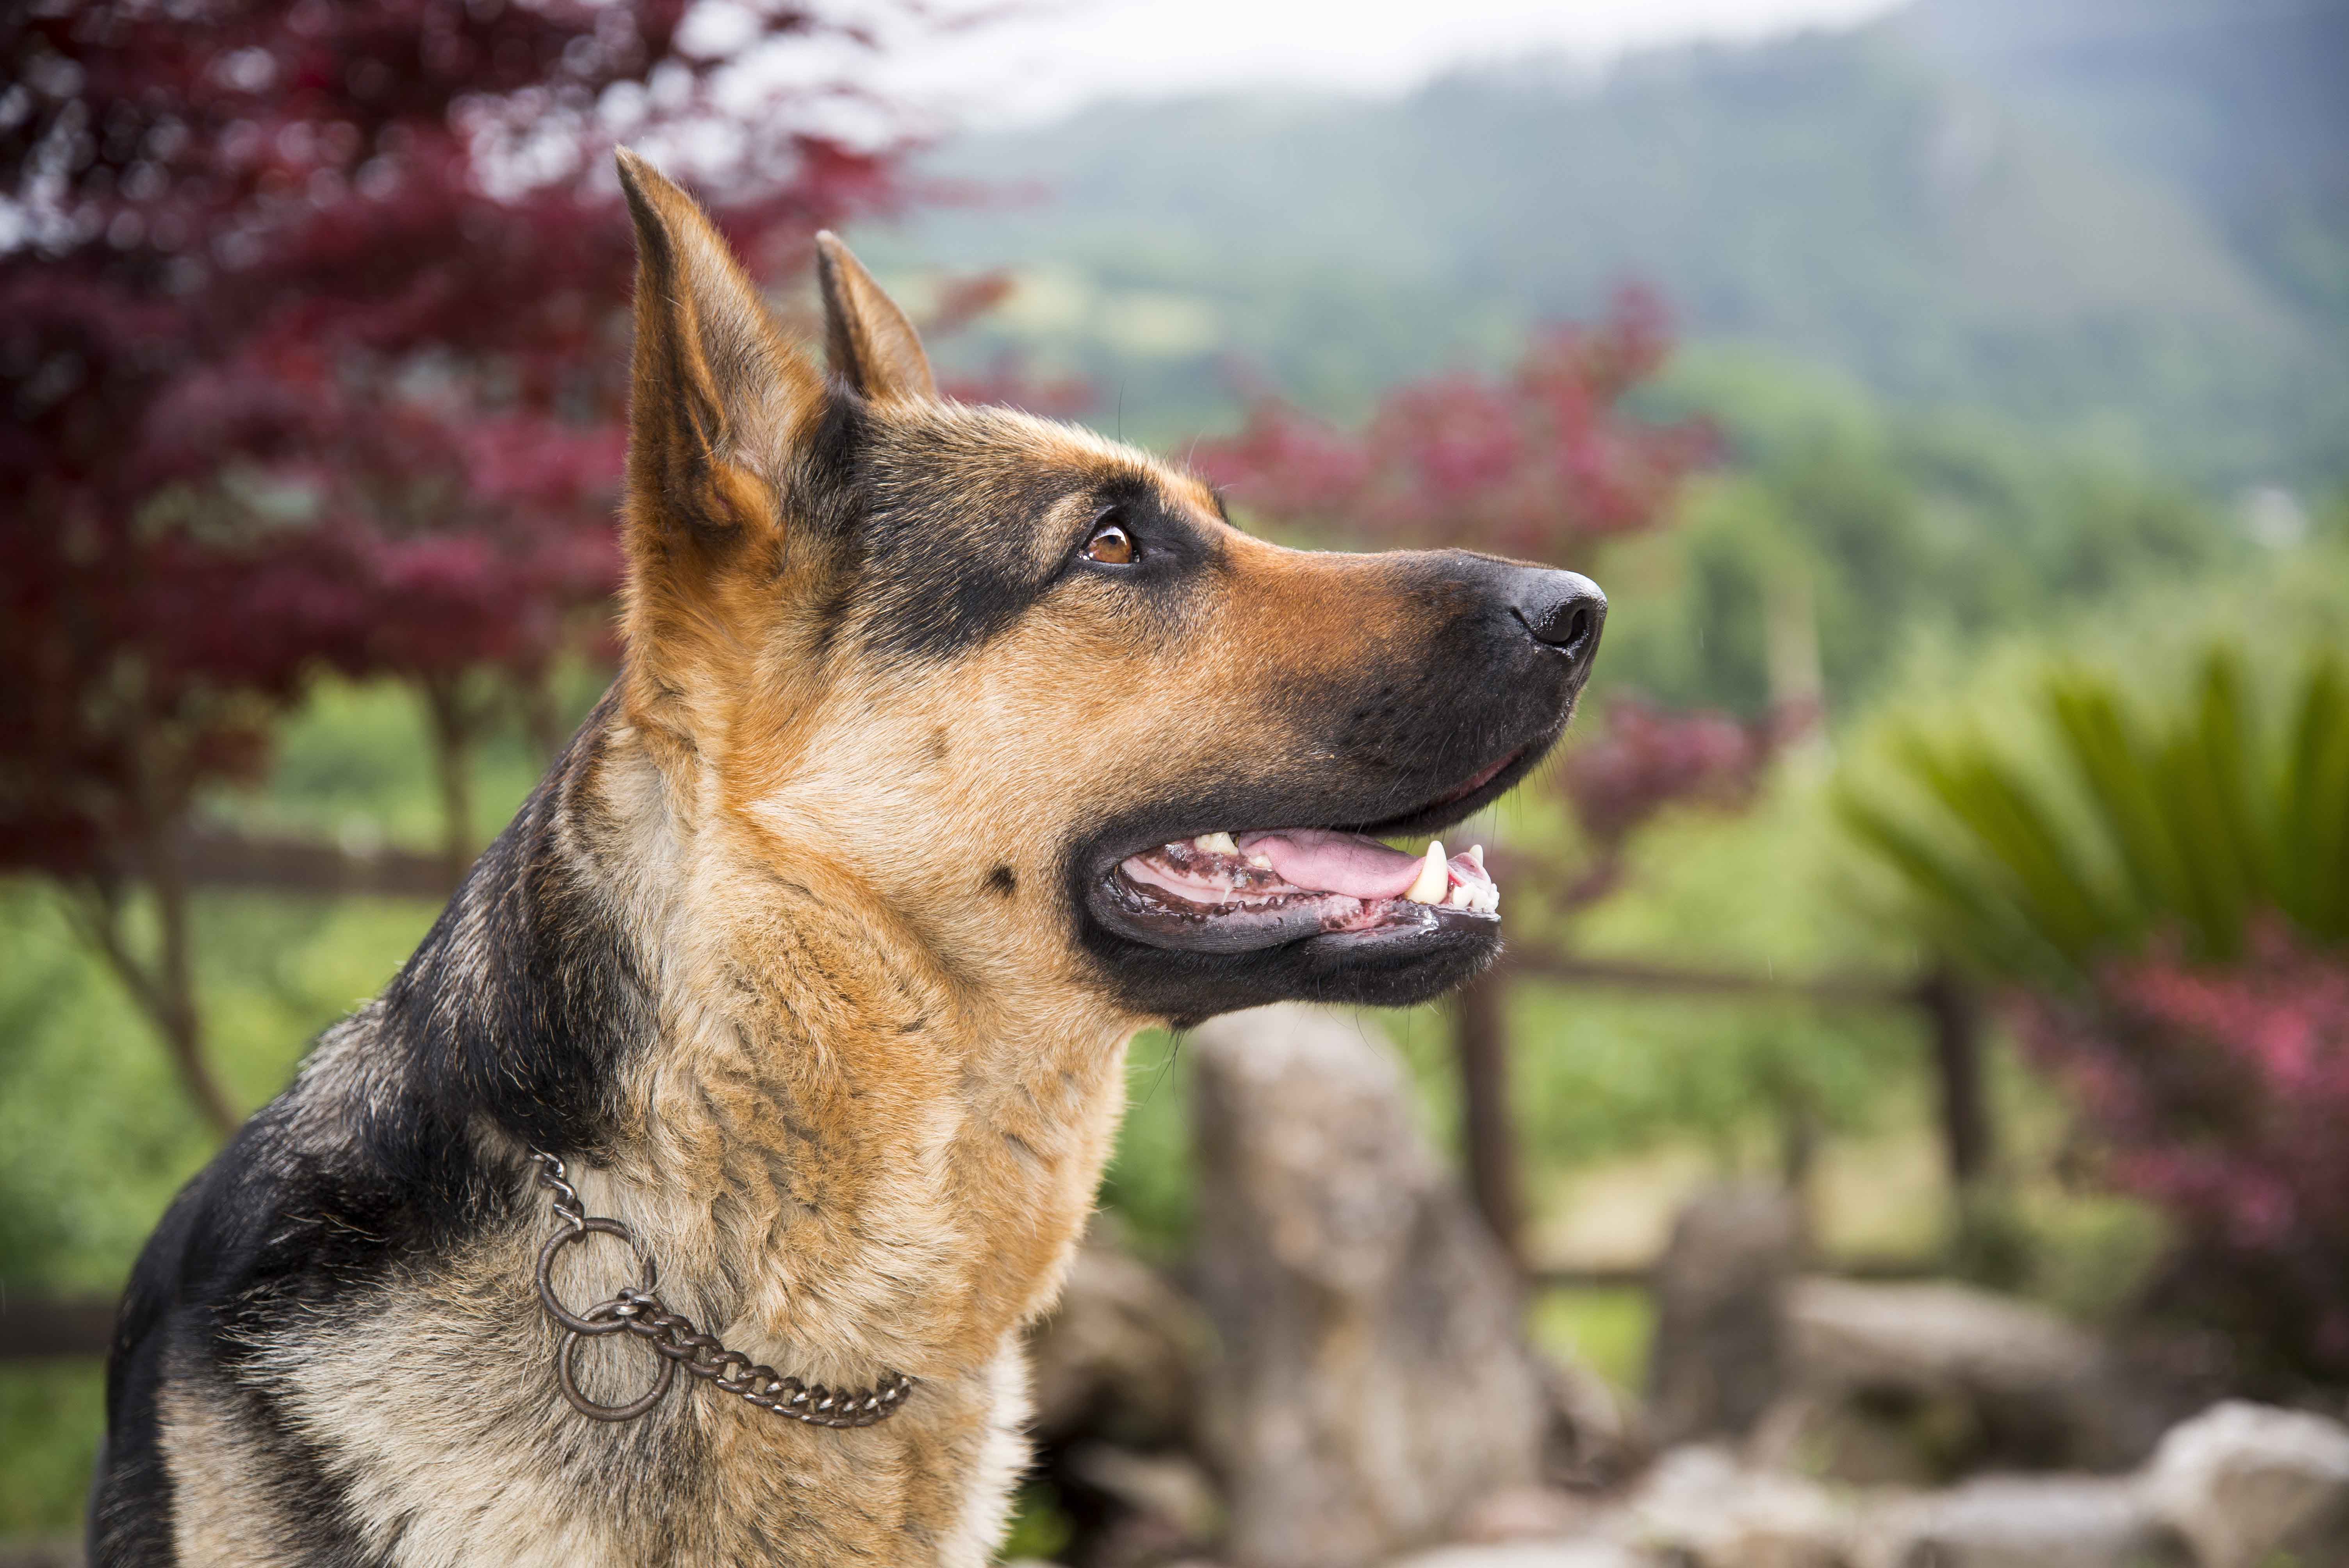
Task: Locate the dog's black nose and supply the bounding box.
[1508,568,1606,672]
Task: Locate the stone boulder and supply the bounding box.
[1765,1278,2155,1477]
[1540,1351,1647,1490]
[1027,1218,1211,1452]
[1451,1486,1602,1545]
[1852,1475,2192,1568]
[2139,1400,2349,1568]
[1023,1220,1221,1566]
[1645,1185,1804,1445]
[1613,1444,1849,1568]
[1189,1005,1550,1568]
[1388,1545,1642,1568]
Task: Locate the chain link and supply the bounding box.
[527,1151,916,1428]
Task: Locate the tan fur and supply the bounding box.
[815,230,939,404]
[159,1377,303,1568]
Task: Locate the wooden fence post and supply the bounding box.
[1916,964,1991,1189]
[1454,963,1524,1270]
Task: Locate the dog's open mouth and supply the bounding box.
[1104,829,1500,955]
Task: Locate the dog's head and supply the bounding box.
[612,153,1602,1026]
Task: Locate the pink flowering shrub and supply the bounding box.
[2016,926,2349,1378]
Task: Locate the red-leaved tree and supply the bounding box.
[1,0,929,1133]
[1199,291,1710,555]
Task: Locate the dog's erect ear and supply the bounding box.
[615,148,820,554]
[814,231,937,404]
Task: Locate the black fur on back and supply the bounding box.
[89,693,658,1565]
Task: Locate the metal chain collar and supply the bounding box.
[527,1151,916,1428]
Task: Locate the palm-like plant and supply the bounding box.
[1839,645,2349,987]
[1841,642,2349,1380]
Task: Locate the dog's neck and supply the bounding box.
[557,706,1139,1383]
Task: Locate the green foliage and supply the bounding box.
[1528,1286,1654,1397]
[1839,642,2349,989]
[0,1365,103,1539]
[1361,780,1927,1198]
[1094,1030,1194,1262]
[996,1481,1076,1563]
[214,669,597,854]
[1597,350,2233,723]
[0,882,442,1293]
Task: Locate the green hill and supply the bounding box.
[1910,0,2349,329]
[859,1,2349,485]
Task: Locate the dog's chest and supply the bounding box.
[184,1290,1033,1568]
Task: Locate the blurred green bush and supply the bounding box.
[1837,620,2349,1384]
[1840,645,2349,985]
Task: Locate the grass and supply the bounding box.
[996,1482,1077,1564]
[0,1363,103,1539]
[1529,1286,1655,1398]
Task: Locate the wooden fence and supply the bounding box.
[1452,951,1987,1272]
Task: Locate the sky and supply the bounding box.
[858,0,1908,126]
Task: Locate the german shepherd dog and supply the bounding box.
[89,151,1605,1566]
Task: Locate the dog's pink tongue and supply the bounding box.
[1238,829,1425,900]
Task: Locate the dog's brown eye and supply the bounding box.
[1083,519,1136,565]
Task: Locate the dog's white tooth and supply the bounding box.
[1195,831,1239,857]
[1247,852,1274,870]
[1404,840,1447,904]
[1468,843,1485,871]
[1447,883,1474,908]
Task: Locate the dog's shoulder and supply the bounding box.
[91,704,661,1563]
[90,1050,383,1564]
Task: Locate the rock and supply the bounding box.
[1189,1005,1550,1568]
[1853,1475,2192,1568]
[1453,1486,1601,1544]
[1773,1278,2152,1475]
[1646,1185,1804,1445]
[1615,1443,1849,1568]
[1063,1443,1226,1563]
[1539,1352,1646,1490]
[1027,1218,1211,1451]
[1023,1221,1221,1566]
[1387,1545,1641,1568]
[1747,1383,1983,1489]
[2139,1400,2349,1568]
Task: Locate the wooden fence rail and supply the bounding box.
[1455,953,1987,1270]
[0,1295,116,1361]
[175,827,457,900]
